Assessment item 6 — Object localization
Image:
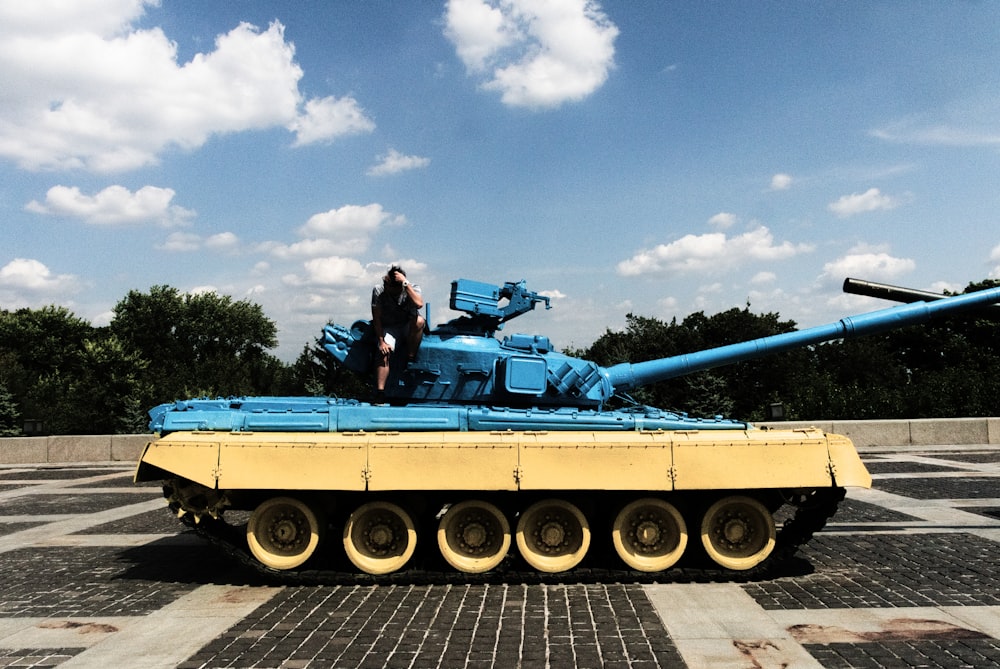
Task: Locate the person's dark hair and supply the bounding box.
[388,265,406,278]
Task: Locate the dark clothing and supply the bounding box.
[371,283,422,327]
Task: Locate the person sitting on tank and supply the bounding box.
[371,265,425,397]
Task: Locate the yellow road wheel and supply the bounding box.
[246,497,322,570]
[612,498,687,572]
[437,500,511,573]
[515,499,590,573]
[700,495,776,570]
[343,501,417,575]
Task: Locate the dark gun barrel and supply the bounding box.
[843,277,1000,309]
[605,283,1000,393]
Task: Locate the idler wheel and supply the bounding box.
[700,495,776,570]
[246,497,323,570]
[343,501,417,575]
[437,500,511,573]
[612,498,688,572]
[515,499,590,573]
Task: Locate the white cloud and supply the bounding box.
[990,243,1000,279]
[443,0,518,72]
[367,149,431,176]
[205,232,239,250]
[707,212,736,229]
[0,0,151,37]
[263,204,406,259]
[157,231,238,252]
[616,225,813,276]
[828,188,899,218]
[288,95,376,147]
[0,258,80,306]
[751,271,777,285]
[698,282,723,295]
[300,204,405,238]
[770,173,793,190]
[873,124,1000,147]
[871,93,1000,147]
[284,256,372,288]
[158,231,201,252]
[0,4,374,172]
[820,245,915,284]
[444,0,619,109]
[25,184,194,226]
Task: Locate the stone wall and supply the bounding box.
[757,417,1000,449]
[1,418,999,464]
[0,434,151,464]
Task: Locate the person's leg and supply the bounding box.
[374,331,397,392]
[407,314,425,361]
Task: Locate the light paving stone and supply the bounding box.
[643,583,823,669]
[57,584,282,669]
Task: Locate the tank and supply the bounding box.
[134,278,1000,582]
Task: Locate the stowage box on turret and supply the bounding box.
[135,277,1000,580]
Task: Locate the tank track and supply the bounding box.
[163,483,846,586]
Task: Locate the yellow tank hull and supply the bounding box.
[135,427,869,578]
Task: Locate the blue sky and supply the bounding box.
[2,1,999,361]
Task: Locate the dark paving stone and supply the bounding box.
[0,521,47,536]
[0,468,123,480]
[0,542,259,617]
[744,533,1000,610]
[0,647,84,666]
[72,475,160,489]
[862,460,964,474]
[182,583,685,669]
[805,639,1000,668]
[0,483,34,490]
[959,506,1000,522]
[874,476,1000,499]
[935,452,1000,464]
[73,507,181,535]
[835,498,921,523]
[0,492,161,516]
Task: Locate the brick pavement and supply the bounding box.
[0,445,998,668]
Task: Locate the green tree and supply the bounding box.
[0,306,95,433]
[0,380,20,436]
[582,307,809,419]
[110,286,279,404]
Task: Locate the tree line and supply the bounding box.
[2,281,998,436]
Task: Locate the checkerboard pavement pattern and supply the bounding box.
[1,444,999,668]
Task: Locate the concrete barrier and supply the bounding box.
[0,434,151,465]
[1,419,999,465]
[758,417,1000,448]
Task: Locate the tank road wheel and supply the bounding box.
[612,498,688,572]
[437,500,511,574]
[700,495,776,571]
[515,499,591,573]
[246,497,323,570]
[343,501,417,575]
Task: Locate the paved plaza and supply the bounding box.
[1,444,999,668]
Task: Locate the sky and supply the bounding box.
[2,0,1000,362]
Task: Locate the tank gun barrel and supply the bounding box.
[843,277,1000,310]
[604,283,1000,393]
